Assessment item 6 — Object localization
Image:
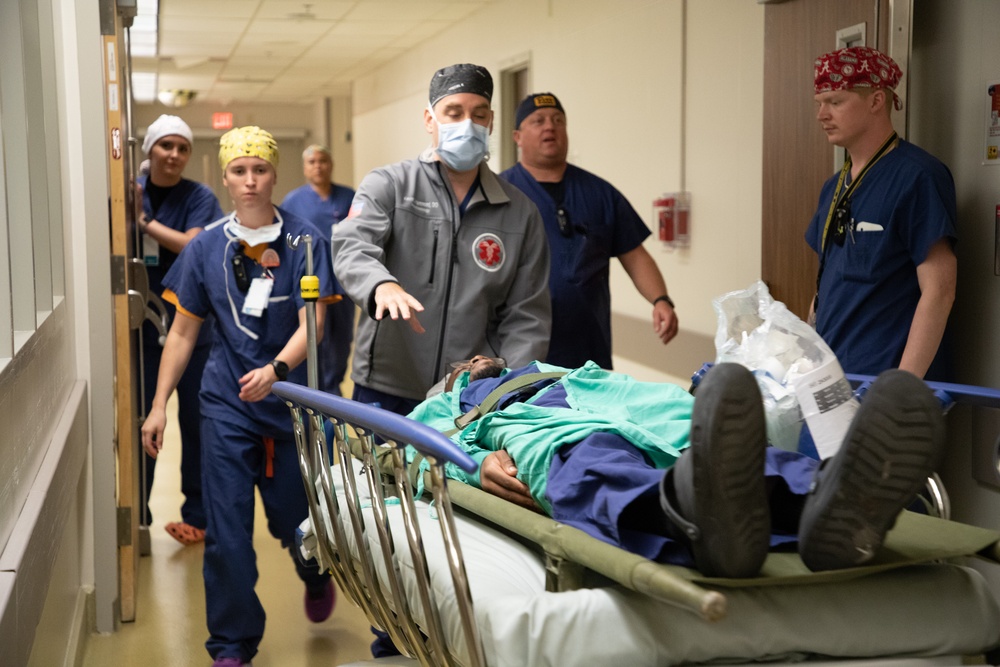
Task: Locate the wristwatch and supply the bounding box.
[269,359,289,381]
[653,294,675,309]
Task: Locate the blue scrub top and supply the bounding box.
[280,182,355,239]
[140,175,224,347]
[139,175,224,296]
[501,163,649,369]
[805,140,956,379]
[162,208,342,436]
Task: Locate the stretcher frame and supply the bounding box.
[273,378,1000,667]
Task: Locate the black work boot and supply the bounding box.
[798,369,946,572]
[658,363,770,578]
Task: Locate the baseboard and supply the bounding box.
[611,312,715,380]
[66,586,95,667]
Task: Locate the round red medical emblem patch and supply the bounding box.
[473,233,505,272]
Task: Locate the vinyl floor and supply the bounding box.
[81,392,377,666]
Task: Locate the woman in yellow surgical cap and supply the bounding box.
[141,126,343,667]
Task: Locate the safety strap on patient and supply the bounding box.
[448,371,566,434]
[407,372,567,484]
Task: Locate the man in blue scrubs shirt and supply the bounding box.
[806,47,957,380]
[281,144,356,395]
[501,93,678,369]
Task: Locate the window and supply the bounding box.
[0,0,67,360]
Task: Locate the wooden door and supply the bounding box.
[102,22,141,621]
[761,0,890,319]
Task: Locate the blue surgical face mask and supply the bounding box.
[430,106,490,172]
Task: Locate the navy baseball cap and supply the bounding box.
[515,93,565,129]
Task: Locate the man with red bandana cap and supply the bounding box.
[805,46,957,381]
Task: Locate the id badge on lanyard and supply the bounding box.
[242,277,273,317]
[143,233,159,266]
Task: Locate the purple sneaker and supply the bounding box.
[212,657,249,667]
[305,580,336,623]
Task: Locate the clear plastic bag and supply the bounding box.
[713,281,856,458]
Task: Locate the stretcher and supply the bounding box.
[272,378,1000,667]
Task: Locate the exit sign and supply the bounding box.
[212,112,233,130]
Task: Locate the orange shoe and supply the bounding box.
[164,521,205,545]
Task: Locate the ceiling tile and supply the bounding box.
[243,18,336,37]
[157,73,219,90]
[210,81,269,96]
[390,20,453,49]
[158,15,250,33]
[159,42,236,59]
[157,59,225,76]
[256,0,355,21]
[146,0,505,105]
[344,1,453,22]
[220,60,293,81]
[427,1,491,22]
[327,21,415,37]
[160,0,261,19]
[230,40,311,58]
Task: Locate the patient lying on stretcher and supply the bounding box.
[409,358,945,579]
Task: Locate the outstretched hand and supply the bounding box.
[479,450,541,512]
[374,282,425,333]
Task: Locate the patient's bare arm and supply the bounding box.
[479,450,542,512]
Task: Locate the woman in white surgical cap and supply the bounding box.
[140,126,343,667]
[137,113,223,547]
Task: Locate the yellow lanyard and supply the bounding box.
[820,132,898,252]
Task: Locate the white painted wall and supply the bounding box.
[350,0,765,380]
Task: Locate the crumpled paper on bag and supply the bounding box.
[712,281,857,458]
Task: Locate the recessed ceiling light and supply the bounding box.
[157,89,197,107]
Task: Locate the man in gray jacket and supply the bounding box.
[333,63,552,416]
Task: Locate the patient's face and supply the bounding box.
[469,356,505,381]
[445,355,505,391]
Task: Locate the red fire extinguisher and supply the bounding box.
[654,192,691,249]
[655,195,675,245]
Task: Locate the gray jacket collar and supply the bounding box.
[419,147,510,206]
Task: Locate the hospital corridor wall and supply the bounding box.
[0,0,116,664]
[350,0,766,388]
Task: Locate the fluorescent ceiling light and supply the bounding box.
[130,0,158,58]
[131,71,157,103]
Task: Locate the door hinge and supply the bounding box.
[111,255,127,295]
[117,506,132,546]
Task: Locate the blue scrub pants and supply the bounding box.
[201,416,329,662]
[141,324,208,529]
[547,435,818,567]
[319,297,355,396]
